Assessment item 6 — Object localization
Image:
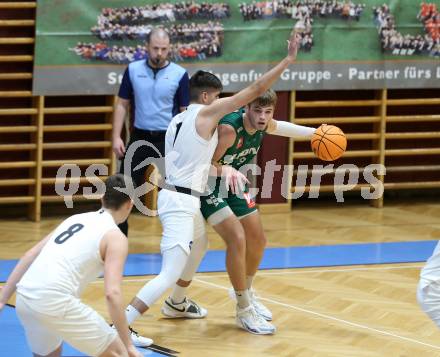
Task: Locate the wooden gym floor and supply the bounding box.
[1,202,440,356]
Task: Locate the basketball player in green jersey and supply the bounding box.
[162,89,318,334]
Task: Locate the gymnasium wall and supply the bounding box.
[1,1,439,220]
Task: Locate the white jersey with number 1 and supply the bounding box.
[164,103,218,193]
[159,103,218,255]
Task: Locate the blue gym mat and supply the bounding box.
[0,240,435,283]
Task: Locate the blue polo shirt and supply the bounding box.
[118,60,189,131]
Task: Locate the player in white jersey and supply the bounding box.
[0,174,145,357]
[418,241,440,328]
[164,89,317,332]
[123,31,301,337]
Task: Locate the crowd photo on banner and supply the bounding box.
[73,21,224,63]
[71,2,229,63]
[374,2,440,57]
[70,1,440,65]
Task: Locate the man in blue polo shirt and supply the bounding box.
[112,28,190,235]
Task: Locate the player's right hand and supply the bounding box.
[127,344,143,357]
[113,137,126,159]
[222,166,249,195]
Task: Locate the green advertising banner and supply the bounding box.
[33,0,440,94]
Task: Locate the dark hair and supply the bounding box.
[189,70,223,101]
[102,174,133,210]
[249,89,277,108]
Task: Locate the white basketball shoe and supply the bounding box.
[236,305,276,335]
[161,296,208,318]
[111,325,153,347]
[228,287,273,321]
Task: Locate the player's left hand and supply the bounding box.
[286,30,301,62]
[127,344,143,357]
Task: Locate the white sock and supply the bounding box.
[246,275,254,290]
[125,305,141,325]
[235,290,251,309]
[171,285,187,304]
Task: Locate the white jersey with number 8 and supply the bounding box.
[17,209,118,299]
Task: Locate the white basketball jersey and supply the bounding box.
[420,241,440,287]
[17,209,118,298]
[165,104,218,193]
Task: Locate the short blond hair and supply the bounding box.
[250,89,277,108]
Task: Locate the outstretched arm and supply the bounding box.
[266,119,316,138]
[196,31,301,139]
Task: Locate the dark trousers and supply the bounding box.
[118,128,166,236]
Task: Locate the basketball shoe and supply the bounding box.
[111,325,153,347]
[236,305,276,335]
[228,287,273,321]
[161,296,208,318]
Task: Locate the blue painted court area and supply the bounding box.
[0,240,436,282]
[0,240,436,355]
[0,305,164,357]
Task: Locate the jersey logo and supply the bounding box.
[236,137,244,149]
[243,192,256,209]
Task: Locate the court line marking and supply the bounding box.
[89,265,436,348]
[193,277,440,351]
[194,264,425,278]
[90,264,424,284]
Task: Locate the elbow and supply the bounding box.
[117,103,128,113]
[105,289,122,302]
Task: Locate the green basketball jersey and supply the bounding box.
[217,109,266,170]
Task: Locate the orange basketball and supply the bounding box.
[311,124,347,161]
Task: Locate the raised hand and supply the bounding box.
[286,30,301,62]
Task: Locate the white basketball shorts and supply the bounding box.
[16,292,117,356]
[417,279,440,328]
[158,188,204,255]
